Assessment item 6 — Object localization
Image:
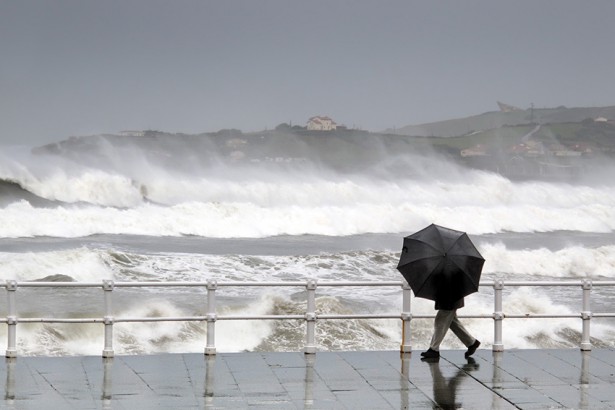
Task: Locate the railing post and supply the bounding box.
[6,357,15,402]
[102,357,113,402]
[102,280,114,358]
[304,279,317,354]
[205,280,217,355]
[580,279,592,351]
[5,280,18,358]
[493,280,504,352]
[400,280,412,353]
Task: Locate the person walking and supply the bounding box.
[421,297,480,360]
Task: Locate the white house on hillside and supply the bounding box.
[307,116,337,131]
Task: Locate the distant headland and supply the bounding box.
[35,103,615,181]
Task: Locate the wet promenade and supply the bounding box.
[1,348,614,409]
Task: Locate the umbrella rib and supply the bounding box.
[448,255,485,288]
[445,234,465,254]
[448,233,481,255]
[412,257,445,297]
[407,238,443,254]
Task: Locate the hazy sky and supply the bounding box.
[2,1,615,146]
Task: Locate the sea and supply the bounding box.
[1,134,614,356]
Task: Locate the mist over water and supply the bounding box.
[1,135,615,355]
[1,135,614,239]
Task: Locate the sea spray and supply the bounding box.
[481,243,615,278]
[2,138,615,238]
[1,198,614,239]
[1,137,614,356]
[2,289,612,356]
[0,247,113,282]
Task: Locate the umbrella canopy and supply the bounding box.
[397,224,485,306]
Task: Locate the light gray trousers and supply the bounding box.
[429,309,476,351]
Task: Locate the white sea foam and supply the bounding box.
[2,288,611,356]
[0,247,113,282]
[2,144,615,238]
[0,148,144,207]
[2,142,615,355]
[3,240,613,290]
[481,243,615,278]
[1,181,614,239]
[3,242,613,354]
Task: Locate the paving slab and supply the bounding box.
[0,348,613,409]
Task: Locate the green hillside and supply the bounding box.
[429,120,615,154]
[391,105,615,138]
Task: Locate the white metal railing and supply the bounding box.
[2,279,615,357]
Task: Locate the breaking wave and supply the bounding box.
[1,291,613,357]
[1,242,614,356]
[2,136,615,239]
[3,241,615,284]
[2,135,615,356]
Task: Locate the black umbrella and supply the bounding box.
[397,224,485,306]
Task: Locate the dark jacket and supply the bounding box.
[435,298,464,311]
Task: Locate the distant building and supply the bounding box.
[507,141,544,157]
[594,117,609,122]
[548,143,582,157]
[570,143,594,155]
[307,116,337,131]
[497,101,522,112]
[226,138,247,149]
[119,130,145,137]
[460,144,489,157]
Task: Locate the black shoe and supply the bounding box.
[420,348,440,359]
[463,357,479,370]
[465,340,480,358]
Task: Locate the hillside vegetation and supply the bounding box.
[36,105,615,181]
[426,120,615,154]
[390,105,615,138]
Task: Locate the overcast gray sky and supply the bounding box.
[2,1,615,147]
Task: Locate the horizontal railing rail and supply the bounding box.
[3,279,615,357]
